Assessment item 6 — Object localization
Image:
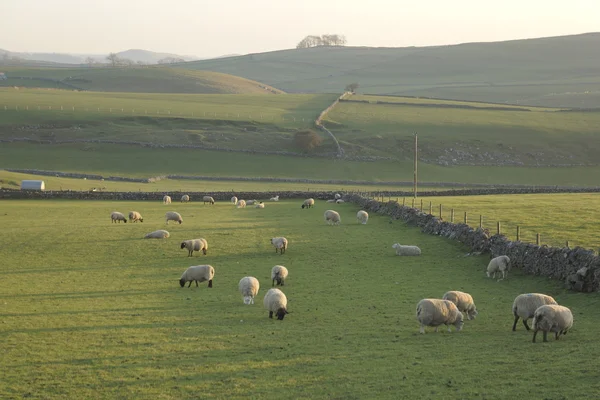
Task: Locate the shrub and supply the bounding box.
[293,129,323,151]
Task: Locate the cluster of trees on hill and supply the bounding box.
[296,34,347,49]
[84,54,184,68]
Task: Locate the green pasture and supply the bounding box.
[1,199,599,399]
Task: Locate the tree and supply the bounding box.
[106,53,120,67]
[296,34,347,49]
[158,57,186,64]
[85,57,96,67]
[293,129,323,151]
[345,83,359,93]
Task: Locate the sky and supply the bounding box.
[2,0,599,58]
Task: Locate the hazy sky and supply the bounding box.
[2,0,598,57]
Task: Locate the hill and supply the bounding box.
[115,49,198,63]
[179,32,600,108]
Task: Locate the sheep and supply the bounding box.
[128,211,143,223]
[326,199,336,203]
[163,195,172,205]
[111,211,127,223]
[271,265,289,286]
[263,288,288,320]
[334,193,341,200]
[179,265,214,288]
[165,211,183,225]
[236,199,246,208]
[442,291,478,320]
[246,200,257,205]
[144,229,170,239]
[324,209,341,225]
[487,255,511,280]
[238,276,260,305]
[255,202,265,209]
[416,298,464,334]
[301,198,315,209]
[335,199,345,204]
[231,196,238,204]
[203,196,215,205]
[356,210,368,224]
[532,304,573,343]
[180,238,208,256]
[269,195,279,201]
[392,243,421,256]
[512,293,558,331]
[181,194,190,203]
[271,237,288,254]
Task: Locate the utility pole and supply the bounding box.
[413,133,418,199]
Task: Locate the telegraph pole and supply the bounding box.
[413,133,418,199]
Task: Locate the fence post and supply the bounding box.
[429,201,432,214]
[516,226,520,241]
[464,212,468,224]
[566,240,570,248]
[412,198,415,208]
[479,215,483,228]
[403,197,406,206]
[536,233,541,245]
[420,199,423,211]
[497,221,501,235]
[451,209,454,223]
[439,204,442,219]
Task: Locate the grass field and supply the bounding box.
[1,199,599,399]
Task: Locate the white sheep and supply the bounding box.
[416,298,464,334]
[255,202,265,209]
[326,199,336,203]
[335,199,345,204]
[532,304,573,343]
[392,243,421,256]
[231,196,238,204]
[163,195,172,205]
[269,195,279,201]
[181,194,190,203]
[203,196,215,205]
[442,291,478,320]
[512,293,558,331]
[144,229,170,239]
[165,211,183,225]
[356,210,368,224]
[487,255,511,280]
[111,211,127,223]
[270,237,288,254]
[236,199,246,208]
[271,265,289,286]
[238,276,260,305]
[263,288,288,320]
[246,200,257,205]
[179,265,214,288]
[324,209,341,225]
[128,211,143,223]
[180,238,208,256]
[334,193,341,200]
[301,198,315,209]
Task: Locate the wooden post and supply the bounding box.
[429,201,432,214]
[479,215,483,228]
[497,221,501,235]
[516,226,520,241]
[403,197,406,206]
[413,133,418,199]
[464,212,468,224]
[439,204,443,219]
[536,233,541,245]
[420,199,423,211]
[451,209,454,223]
[412,198,415,208]
[566,240,570,248]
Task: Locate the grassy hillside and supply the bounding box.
[180,32,600,107]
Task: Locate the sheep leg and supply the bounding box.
[419,325,425,334]
[208,279,212,288]
[555,332,560,340]
[187,281,192,288]
[543,331,548,342]
[202,249,207,255]
[522,319,531,331]
[269,311,273,319]
[532,330,538,343]
[512,315,520,331]
[195,280,199,287]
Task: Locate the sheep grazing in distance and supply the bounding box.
[111,211,127,223]
[324,209,341,225]
[163,195,172,205]
[181,194,190,203]
[236,199,246,208]
[442,291,478,320]
[165,211,183,225]
[487,255,511,280]
[356,210,368,224]
[392,243,421,256]
[416,298,464,334]
[231,196,238,204]
[301,198,315,209]
[512,293,558,331]
[203,196,215,205]
[246,200,257,205]
[264,288,288,320]
[239,276,260,305]
[334,193,342,200]
[181,238,208,256]
[271,265,289,286]
[179,265,214,288]
[128,211,143,223]
[271,237,288,254]
[144,230,170,239]
[255,202,265,209]
[532,304,573,343]
[326,199,336,203]
[270,195,279,201]
[335,199,345,204]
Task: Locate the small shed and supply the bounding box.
[21,180,46,191]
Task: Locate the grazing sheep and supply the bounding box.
[181,194,190,203]
[416,298,464,334]
[334,193,341,200]
[442,291,478,320]
[324,209,341,225]
[180,238,208,256]
[231,196,238,204]
[512,293,558,331]
[335,199,345,204]
[203,196,215,205]
[179,265,214,288]
[356,210,369,224]
[263,288,288,320]
[165,211,183,225]
[239,276,260,305]
[326,199,336,203]
[111,211,127,223]
[269,195,279,201]
[163,195,172,205]
[487,255,511,280]
[392,243,421,256]
[271,237,288,254]
[246,200,257,205]
[532,304,573,343]
[255,202,265,209]
[301,198,315,209]
[128,211,143,223]
[271,265,289,286]
[236,199,246,208]
[144,230,170,239]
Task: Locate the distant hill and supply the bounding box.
[179,32,600,108]
[0,49,200,65]
[115,49,198,64]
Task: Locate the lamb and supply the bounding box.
[246,200,257,205]
[111,211,127,223]
[180,238,208,256]
[356,210,368,224]
[416,298,464,334]
[335,199,345,204]
[144,229,170,239]
[271,237,288,254]
[181,194,190,203]
[334,193,341,200]
[165,211,183,224]
[532,304,573,343]
[128,211,143,223]
[236,199,246,208]
[301,198,315,209]
[326,199,336,203]
[255,202,265,209]
[238,276,260,305]
[163,195,172,205]
[271,265,289,286]
[231,196,238,204]
[324,210,341,225]
[392,243,421,256]
[203,196,215,205]
[487,255,511,280]
[263,288,288,320]
[512,293,558,331]
[269,195,279,201]
[179,265,214,288]
[442,291,478,320]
